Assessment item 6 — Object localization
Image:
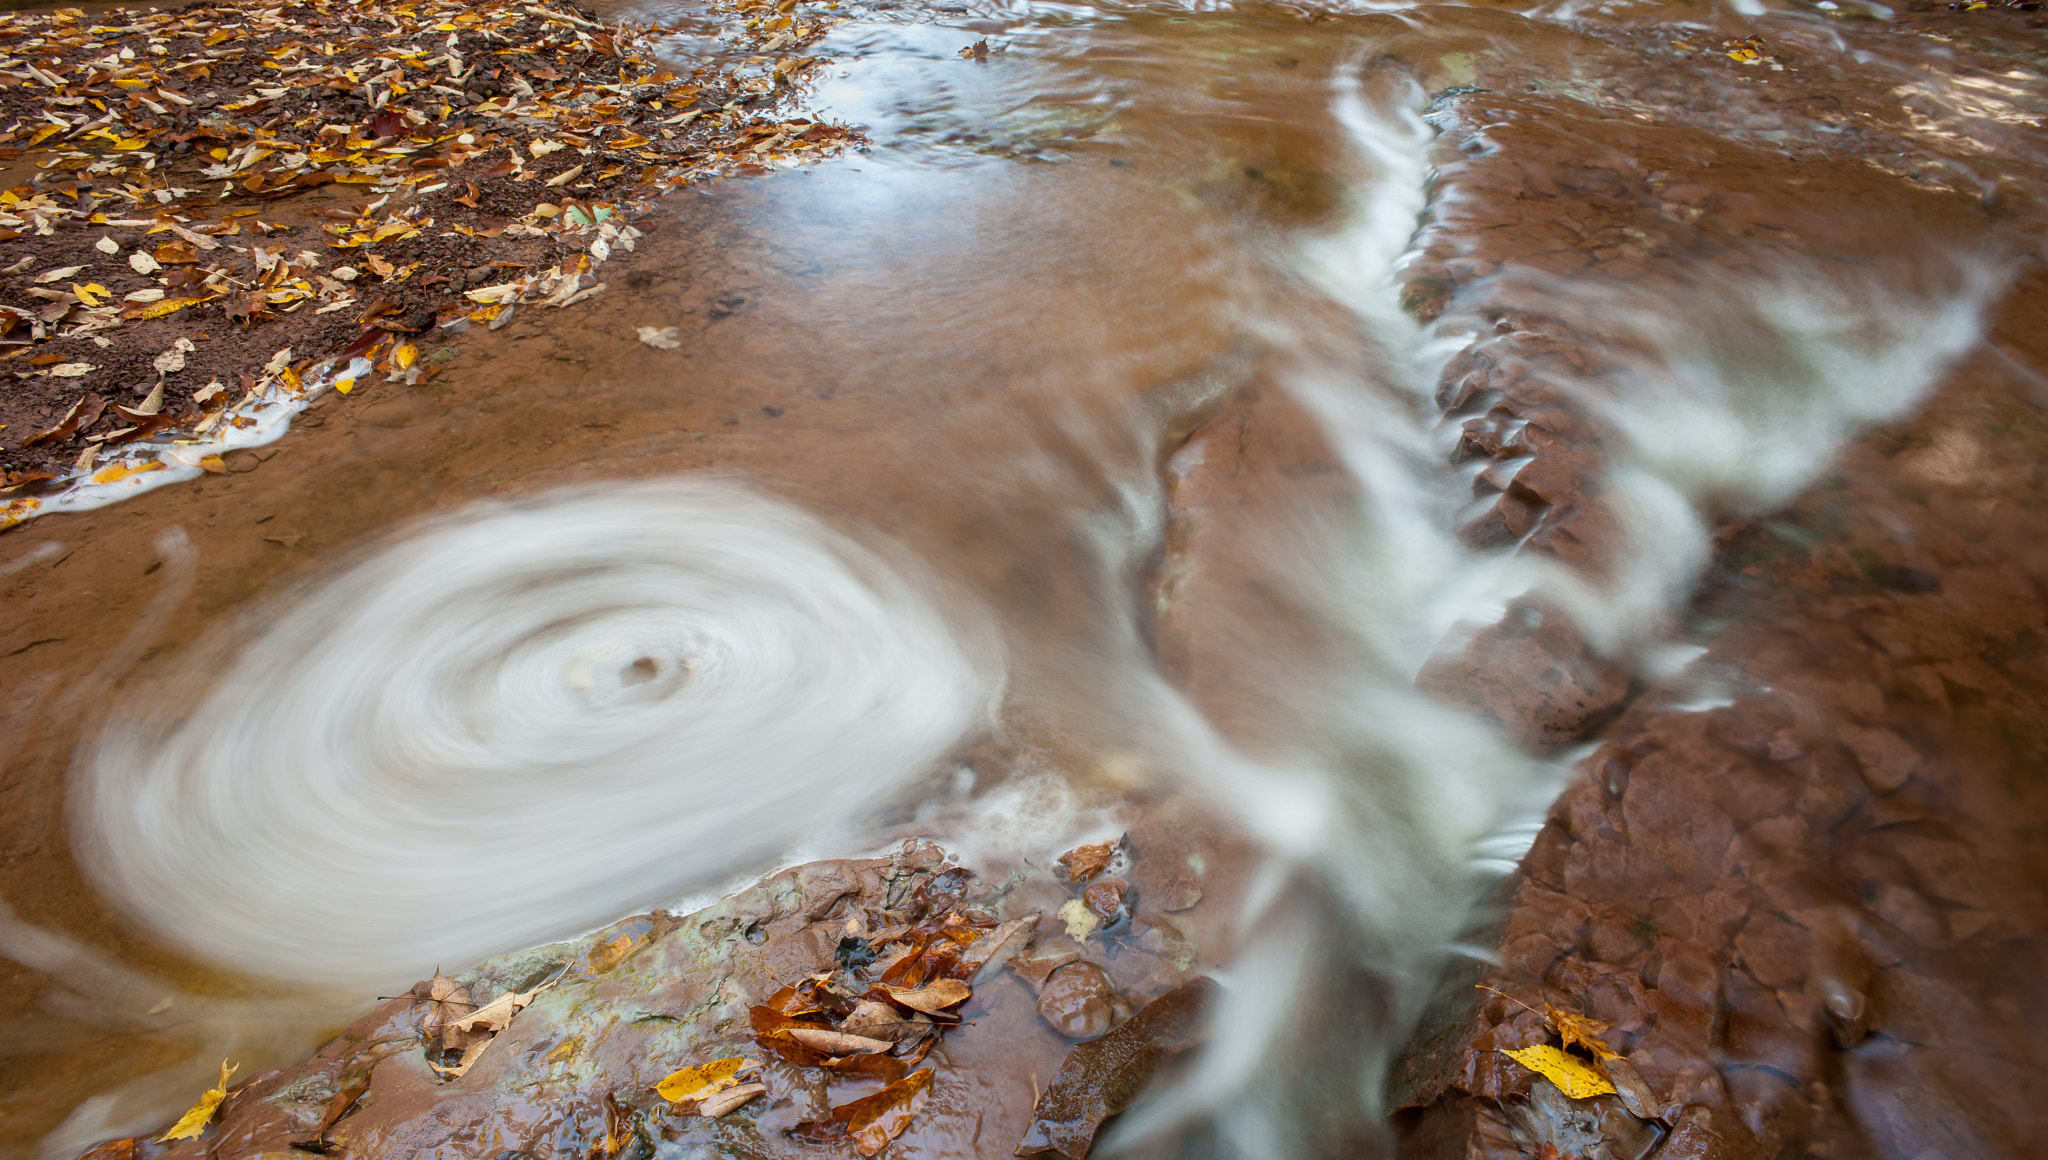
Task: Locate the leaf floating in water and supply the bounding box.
[1017,977,1216,1160]
[792,1067,935,1157]
[1500,1045,1617,1100]
[637,325,683,350]
[158,1059,237,1142]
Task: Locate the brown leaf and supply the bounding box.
[881,978,972,1014]
[749,1003,834,1065]
[402,969,476,1037]
[962,914,1038,984]
[288,1073,370,1153]
[696,1082,766,1118]
[1057,836,1128,884]
[791,1067,934,1157]
[783,1027,894,1057]
[1015,978,1216,1159]
[21,393,104,446]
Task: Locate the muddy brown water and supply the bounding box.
[4,0,2048,1156]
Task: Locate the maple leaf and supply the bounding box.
[1546,1003,1619,1061]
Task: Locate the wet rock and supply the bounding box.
[1017,978,1215,1159]
[1037,961,1118,1040]
[130,842,1103,1160]
[1657,1104,1760,1160]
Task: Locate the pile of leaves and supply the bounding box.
[678,866,1036,1156]
[0,0,862,518]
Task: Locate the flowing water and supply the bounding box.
[4,0,2048,1155]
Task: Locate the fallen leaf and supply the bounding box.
[636,325,682,350]
[545,163,586,187]
[445,973,559,1035]
[1546,1004,1619,1061]
[697,1082,766,1118]
[1500,1044,1617,1100]
[158,1060,237,1142]
[48,362,96,378]
[288,1072,369,1153]
[655,1056,757,1103]
[784,1028,896,1056]
[881,979,972,1014]
[22,394,105,446]
[1057,838,1126,883]
[95,237,120,255]
[792,1068,934,1157]
[962,914,1038,984]
[34,265,85,284]
[135,297,208,320]
[1018,978,1214,1160]
[1057,898,1099,942]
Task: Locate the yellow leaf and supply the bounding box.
[656,1057,756,1103]
[1547,1005,1619,1061]
[334,377,355,395]
[136,296,207,320]
[71,282,101,306]
[158,1060,237,1141]
[1500,1045,1616,1100]
[112,138,149,151]
[394,343,418,369]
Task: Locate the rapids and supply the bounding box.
[3,0,2046,1155]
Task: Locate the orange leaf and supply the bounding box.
[792,1068,934,1157]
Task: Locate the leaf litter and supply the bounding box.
[0,0,865,528]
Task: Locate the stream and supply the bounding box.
[4,0,2048,1156]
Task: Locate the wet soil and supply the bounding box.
[0,0,848,488]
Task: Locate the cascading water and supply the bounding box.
[4,0,2040,1155]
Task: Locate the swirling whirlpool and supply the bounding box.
[74,479,1000,991]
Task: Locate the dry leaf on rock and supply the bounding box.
[446,973,559,1035]
[158,1060,238,1142]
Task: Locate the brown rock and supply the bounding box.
[1037,961,1118,1040]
